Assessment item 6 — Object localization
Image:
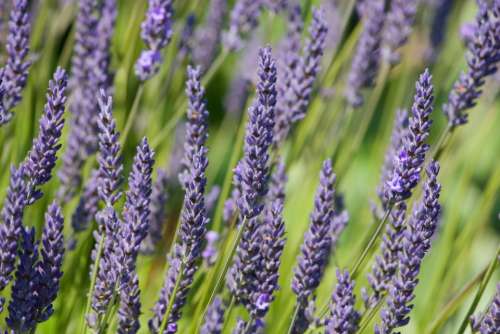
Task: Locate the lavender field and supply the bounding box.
[0,0,499,333]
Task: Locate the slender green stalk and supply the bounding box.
[431,124,453,161]
[357,297,384,333]
[351,206,392,279]
[121,84,145,148]
[287,302,302,334]
[456,245,500,334]
[220,296,236,333]
[425,266,487,334]
[80,234,107,334]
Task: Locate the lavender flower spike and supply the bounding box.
[376,161,441,334]
[387,69,434,203]
[274,4,303,146]
[149,146,209,333]
[71,170,99,234]
[6,228,38,332]
[443,1,500,128]
[0,166,27,310]
[180,65,209,187]
[223,0,263,51]
[192,0,227,73]
[34,202,65,322]
[474,284,500,334]
[289,7,328,123]
[135,0,173,81]
[346,0,385,108]
[23,67,68,204]
[326,270,360,334]
[234,46,277,219]
[200,296,226,334]
[291,159,336,333]
[382,0,418,65]
[0,0,32,125]
[96,89,123,206]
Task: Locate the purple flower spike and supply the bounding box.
[223,0,263,51]
[141,168,169,254]
[200,296,226,334]
[274,4,304,146]
[443,2,500,128]
[71,170,100,233]
[35,202,65,322]
[387,69,434,203]
[376,161,441,334]
[117,272,141,334]
[192,0,227,73]
[136,0,173,81]
[23,67,68,204]
[234,46,277,219]
[149,144,208,332]
[6,227,38,332]
[121,137,155,274]
[202,231,220,267]
[96,90,123,207]
[0,166,28,302]
[366,202,407,307]
[291,159,337,333]
[474,284,500,334]
[180,65,209,188]
[289,7,328,123]
[326,270,360,334]
[377,109,409,212]
[0,0,32,125]
[382,0,418,65]
[346,0,385,108]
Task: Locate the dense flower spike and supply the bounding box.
[22,67,68,204]
[192,0,227,72]
[443,1,500,128]
[6,228,38,332]
[291,159,336,332]
[289,7,328,123]
[376,161,441,334]
[387,69,434,203]
[58,0,115,202]
[274,4,304,146]
[474,284,500,334]
[223,0,263,51]
[382,0,418,65]
[0,166,28,302]
[234,46,277,219]
[180,66,209,187]
[96,90,123,206]
[366,202,407,307]
[141,168,169,254]
[200,296,226,334]
[149,143,208,332]
[34,202,64,322]
[121,137,155,274]
[426,0,454,62]
[0,0,32,125]
[136,0,173,81]
[89,207,121,321]
[117,273,141,334]
[346,0,385,107]
[377,109,409,211]
[326,270,360,334]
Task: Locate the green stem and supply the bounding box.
[121,84,145,148]
[158,260,187,334]
[456,245,500,334]
[431,124,453,161]
[351,206,392,279]
[287,303,301,334]
[357,298,384,333]
[220,296,236,333]
[79,234,107,334]
[425,266,487,334]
